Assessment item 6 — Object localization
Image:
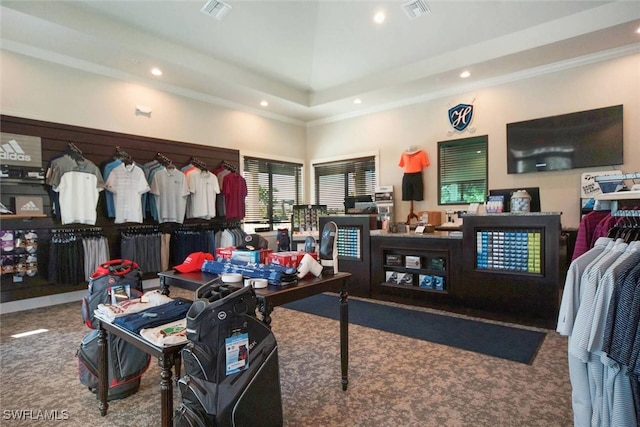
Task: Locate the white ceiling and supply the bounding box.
[1,1,639,125]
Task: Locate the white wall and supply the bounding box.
[307,53,640,228]
[2,49,638,230]
[0,50,306,160]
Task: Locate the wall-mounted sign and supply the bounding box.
[0,133,42,167]
[447,98,476,134]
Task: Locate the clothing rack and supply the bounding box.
[594,172,640,182]
[175,221,240,232]
[114,146,133,165]
[52,226,102,233]
[66,142,83,160]
[217,160,237,173]
[155,153,174,168]
[189,157,208,171]
[120,224,160,234]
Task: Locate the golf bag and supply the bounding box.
[78,259,149,400]
[174,283,283,427]
[82,259,143,329]
[76,329,151,401]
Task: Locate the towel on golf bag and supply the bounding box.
[174,285,283,427]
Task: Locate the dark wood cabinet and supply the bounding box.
[319,215,376,298]
[460,213,562,327]
[369,214,562,328]
[370,232,463,307]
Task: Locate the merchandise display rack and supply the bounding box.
[381,247,449,293]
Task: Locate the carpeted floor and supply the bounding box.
[0,288,573,426]
[283,293,546,364]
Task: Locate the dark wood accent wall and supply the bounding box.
[1,115,239,174]
[0,114,240,303]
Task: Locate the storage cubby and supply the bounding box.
[381,248,449,293]
[371,233,463,309]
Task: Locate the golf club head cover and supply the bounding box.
[304,235,316,253]
[296,253,324,279]
[319,221,339,274]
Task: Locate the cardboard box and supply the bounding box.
[418,210,442,225]
[385,254,403,266]
[385,271,399,283]
[397,272,414,286]
[230,248,273,264]
[216,247,235,260]
[405,255,421,269]
[419,275,434,289]
[268,251,316,268]
[14,196,43,215]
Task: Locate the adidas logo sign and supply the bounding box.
[0,139,32,162]
[21,201,40,212]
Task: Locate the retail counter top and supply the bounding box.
[370,230,462,239]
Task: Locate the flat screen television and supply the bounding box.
[506,105,623,174]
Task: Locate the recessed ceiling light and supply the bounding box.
[373,11,386,24]
[354,99,362,104]
[260,100,269,107]
[460,70,471,78]
[151,67,163,76]
[636,26,640,34]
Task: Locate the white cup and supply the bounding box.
[245,278,268,289]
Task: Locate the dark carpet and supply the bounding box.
[282,294,546,364]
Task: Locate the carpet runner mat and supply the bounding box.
[282,293,546,364]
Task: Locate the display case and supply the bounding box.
[370,232,463,308]
[461,213,561,325]
[291,205,327,250]
[319,215,376,297]
[382,248,449,292]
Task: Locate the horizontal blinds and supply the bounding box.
[243,157,302,226]
[314,156,376,214]
[439,138,486,184]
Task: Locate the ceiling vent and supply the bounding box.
[201,0,232,21]
[402,0,430,19]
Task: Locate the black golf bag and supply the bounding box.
[77,259,149,400]
[174,283,283,427]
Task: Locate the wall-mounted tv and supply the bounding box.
[506,105,623,174]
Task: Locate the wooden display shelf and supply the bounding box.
[0,214,47,219]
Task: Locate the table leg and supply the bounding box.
[339,280,349,391]
[159,276,170,296]
[159,354,175,427]
[174,353,182,382]
[97,325,109,416]
[258,299,274,326]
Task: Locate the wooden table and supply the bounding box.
[95,314,188,427]
[158,270,351,390]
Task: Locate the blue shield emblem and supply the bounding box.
[448,103,474,132]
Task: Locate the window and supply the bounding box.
[438,135,488,205]
[313,156,377,214]
[243,157,302,231]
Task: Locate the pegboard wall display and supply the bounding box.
[0,114,241,303]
